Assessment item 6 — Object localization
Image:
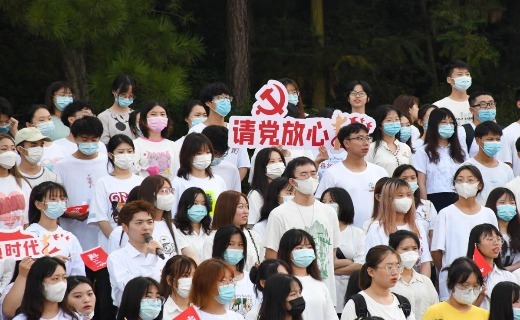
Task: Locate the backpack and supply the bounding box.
[351,292,411,318]
[462,123,474,152]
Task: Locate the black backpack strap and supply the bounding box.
[462,123,474,152]
[351,293,370,318]
[392,293,412,318]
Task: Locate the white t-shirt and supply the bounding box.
[411,125,421,142]
[212,160,241,192]
[0,175,31,229]
[87,174,144,251]
[505,176,520,212]
[244,305,259,320]
[431,204,498,300]
[197,310,244,320]
[315,149,348,179]
[132,137,180,182]
[50,115,70,141]
[248,147,314,184]
[41,142,67,172]
[413,144,467,194]
[366,140,413,176]
[497,122,520,176]
[171,174,227,215]
[265,200,340,304]
[457,122,478,157]
[479,265,518,310]
[390,270,439,320]
[13,310,79,320]
[176,227,213,261]
[247,190,263,225]
[365,221,432,264]
[315,161,388,228]
[296,275,337,320]
[162,296,184,320]
[54,137,107,156]
[25,224,85,276]
[54,154,109,250]
[21,167,59,187]
[107,221,189,270]
[433,97,472,125]
[415,200,438,233]
[464,158,515,205]
[227,271,261,318]
[341,290,415,320]
[252,220,267,245]
[335,225,366,312]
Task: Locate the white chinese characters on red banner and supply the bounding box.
[0,227,71,260]
[229,80,375,150]
[80,246,108,271]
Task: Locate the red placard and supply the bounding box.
[80,246,108,271]
[173,306,200,320]
[473,245,492,277]
[66,205,89,214]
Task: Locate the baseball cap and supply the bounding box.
[14,127,51,146]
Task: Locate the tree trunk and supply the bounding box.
[311,0,326,110]
[61,47,89,101]
[226,0,250,114]
[419,0,438,91]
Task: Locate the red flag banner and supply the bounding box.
[473,245,492,277]
[173,306,200,320]
[80,246,108,271]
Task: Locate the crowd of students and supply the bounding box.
[1,59,520,320]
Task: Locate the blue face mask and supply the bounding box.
[453,76,472,92]
[214,99,231,117]
[408,181,419,194]
[477,109,496,122]
[44,201,67,219]
[139,299,162,320]
[0,124,10,134]
[382,122,401,136]
[399,126,412,142]
[292,248,316,268]
[223,248,244,265]
[215,284,235,305]
[326,203,339,214]
[497,205,517,222]
[211,156,223,166]
[482,141,502,157]
[288,93,299,105]
[36,121,55,137]
[438,124,455,139]
[513,307,520,320]
[116,96,134,108]
[55,96,73,111]
[187,204,208,223]
[78,142,99,156]
[190,117,207,127]
[424,121,428,131]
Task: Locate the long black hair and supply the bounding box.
[489,281,520,320]
[370,105,402,155]
[177,133,214,179]
[18,257,78,320]
[258,177,291,223]
[212,225,247,273]
[258,274,303,320]
[277,229,321,280]
[116,277,162,320]
[424,107,465,164]
[251,148,286,199]
[174,187,212,235]
[249,259,291,298]
[106,134,135,171]
[466,223,506,270]
[320,187,355,225]
[28,181,68,224]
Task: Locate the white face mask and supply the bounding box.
[452,286,481,305]
[155,193,175,211]
[399,251,420,269]
[175,277,192,299]
[113,153,134,170]
[455,182,479,199]
[0,151,18,169]
[192,154,212,170]
[23,146,44,165]
[394,197,413,213]
[265,162,286,179]
[293,177,319,195]
[43,281,67,302]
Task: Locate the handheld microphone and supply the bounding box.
[143,233,165,260]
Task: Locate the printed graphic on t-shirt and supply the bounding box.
[144,151,171,178]
[204,189,216,216]
[0,191,25,229]
[41,157,62,172]
[306,220,331,280]
[158,234,178,256]
[230,295,253,317]
[111,113,128,132]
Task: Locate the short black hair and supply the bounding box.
[443,257,484,291]
[474,121,502,139]
[181,99,206,120]
[337,123,369,151]
[443,60,471,77]
[453,165,485,195]
[388,230,420,250]
[60,101,92,127]
[466,223,505,270]
[284,156,316,179]
[0,97,13,117]
[468,91,493,107]
[199,82,231,106]
[117,277,161,320]
[212,225,247,273]
[320,187,355,225]
[70,116,103,138]
[345,80,373,100]
[201,125,229,155]
[44,81,73,114]
[111,74,136,95]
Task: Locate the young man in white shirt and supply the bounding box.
[188,82,251,181]
[465,121,514,204]
[264,156,340,305]
[107,200,163,307]
[458,91,498,157]
[434,60,473,125]
[315,123,388,228]
[201,125,241,192]
[497,89,520,176]
[505,137,520,212]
